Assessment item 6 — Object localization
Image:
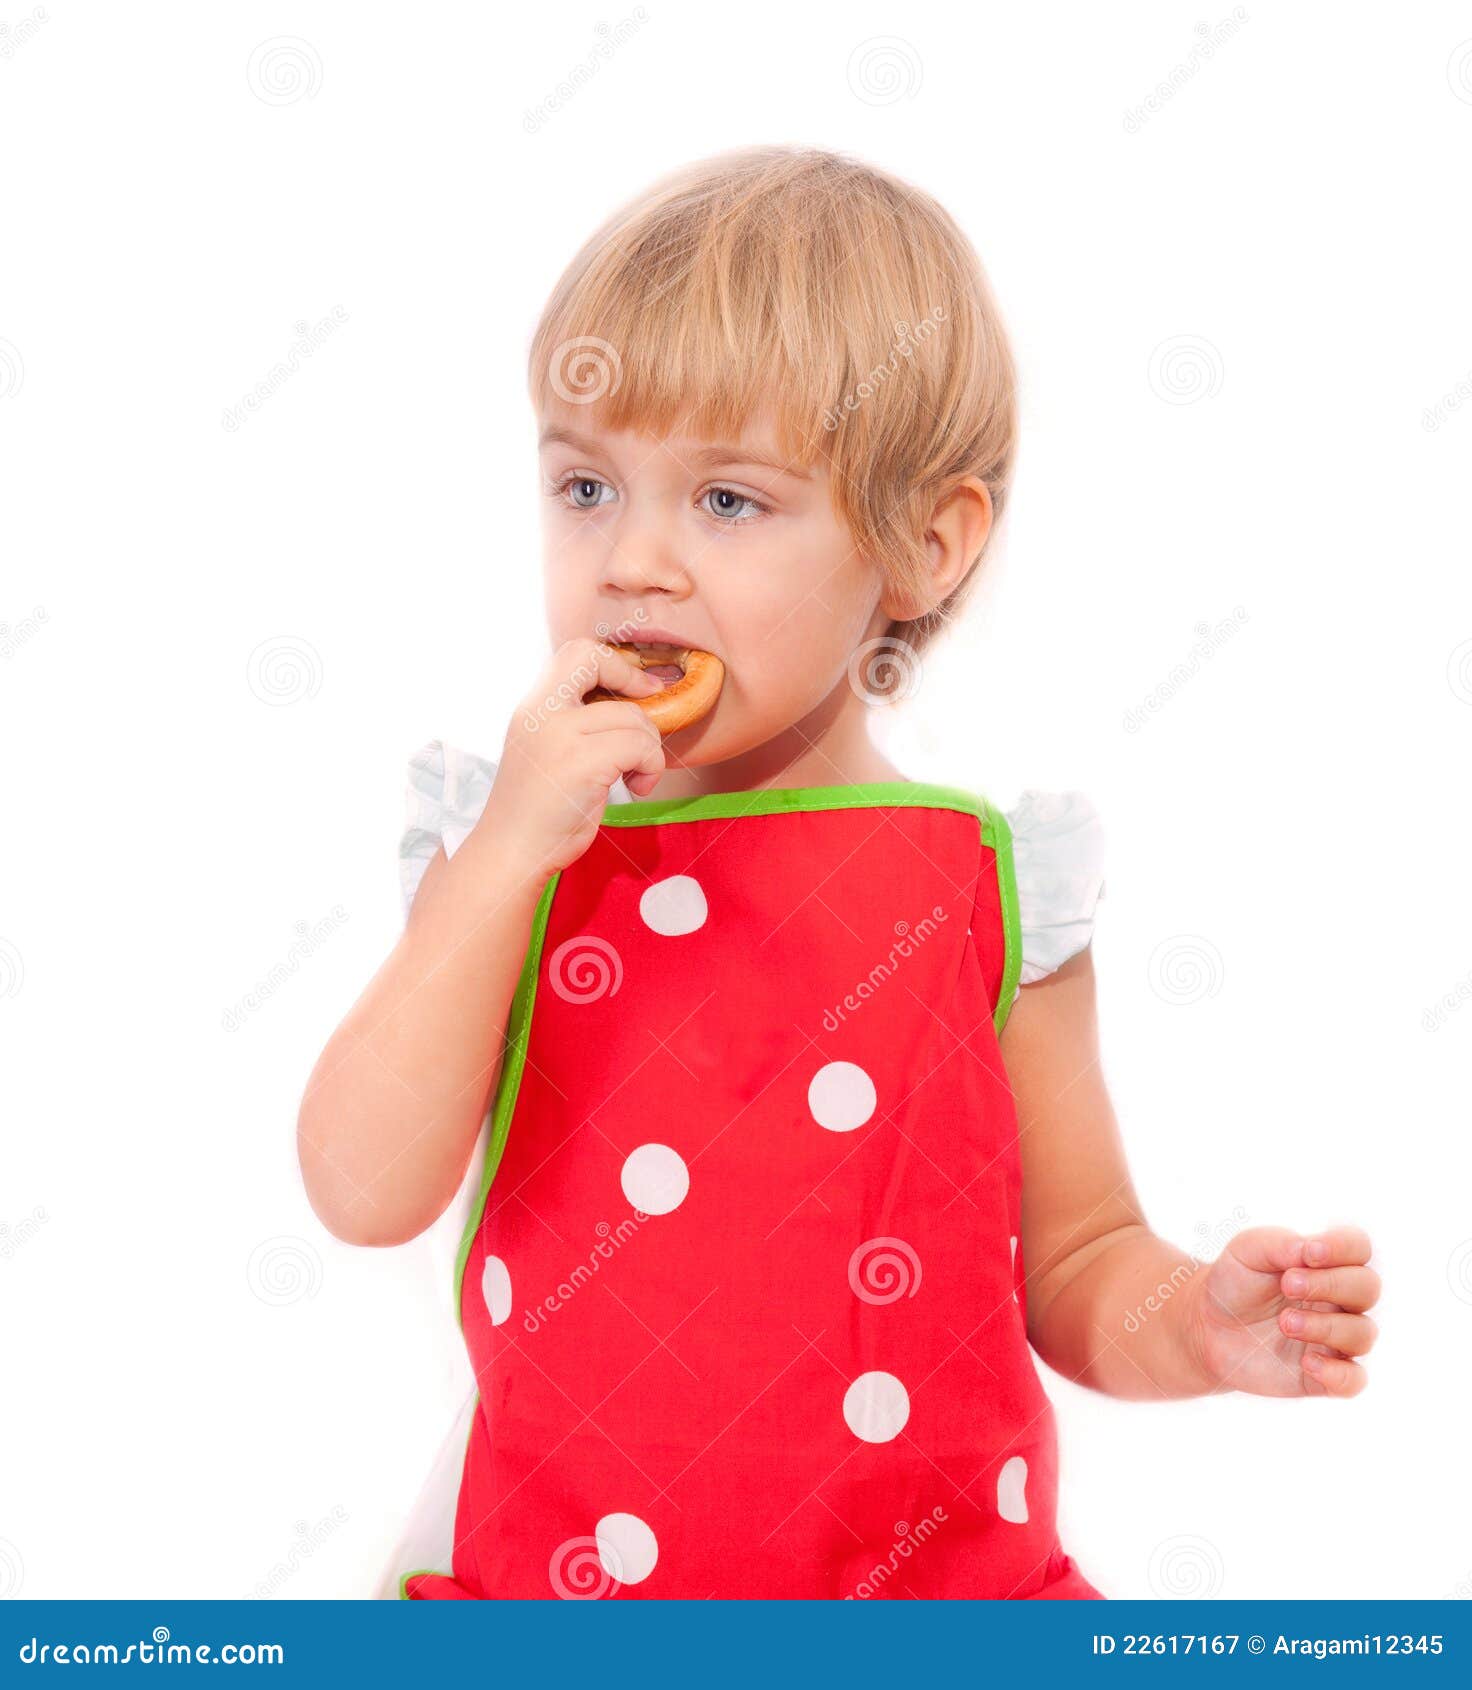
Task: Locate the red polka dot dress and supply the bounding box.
[398,779,1102,1600]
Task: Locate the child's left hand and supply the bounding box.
[1189,1225,1380,1398]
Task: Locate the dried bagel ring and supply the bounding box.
[589,643,724,735]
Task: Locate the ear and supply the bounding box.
[880,475,995,620]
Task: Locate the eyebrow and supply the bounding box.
[538,426,813,482]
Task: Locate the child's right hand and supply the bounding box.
[480,637,669,880]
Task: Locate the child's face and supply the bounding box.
[537,396,898,764]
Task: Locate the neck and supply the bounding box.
[650,680,906,799]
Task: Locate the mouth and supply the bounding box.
[617,641,689,683]
[603,624,711,683]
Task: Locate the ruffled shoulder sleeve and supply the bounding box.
[399,739,499,920]
[1002,789,1106,986]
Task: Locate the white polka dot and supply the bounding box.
[998,1454,1029,1524]
[481,1255,512,1326]
[808,1061,877,1132]
[1010,1234,1020,1304]
[595,1512,658,1584]
[620,1143,689,1215]
[842,1370,910,1442]
[639,875,707,936]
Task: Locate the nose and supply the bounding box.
[597,507,691,597]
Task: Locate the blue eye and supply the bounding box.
[562,476,611,510]
[702,486,768,523]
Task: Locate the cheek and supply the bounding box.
[732,551,879,706]
[541,520,601,617]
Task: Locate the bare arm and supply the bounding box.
[1000,946,1379,1400]
[1000,946,1212,1398]
[297,834,548,1247]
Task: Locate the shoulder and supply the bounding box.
[398,739,500,919]
[996,789,1106,986]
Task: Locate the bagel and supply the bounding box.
[588,643,725,735]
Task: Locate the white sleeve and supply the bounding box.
[399,739,500,921]
[1005,789,1106,985]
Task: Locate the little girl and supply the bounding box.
[298,145,1380,1601]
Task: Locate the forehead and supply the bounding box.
[536,397,818,480]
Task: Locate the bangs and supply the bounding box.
[528,167,862,474]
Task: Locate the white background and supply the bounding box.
[2,0,1469,1601]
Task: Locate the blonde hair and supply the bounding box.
[527,145,1019,695]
